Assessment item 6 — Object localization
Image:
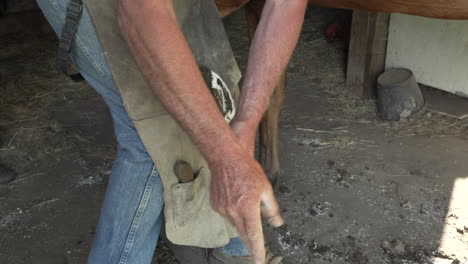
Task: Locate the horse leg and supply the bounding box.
[259,72,285,187]
[246,0,286,187]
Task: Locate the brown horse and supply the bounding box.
[215,0,468,185]
[217,0,468,19]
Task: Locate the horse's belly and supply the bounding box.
[310,0,468,20]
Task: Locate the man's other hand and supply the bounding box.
[231,119,257,156]
[209,151,284,264]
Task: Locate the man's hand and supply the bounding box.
[210,150,284,264]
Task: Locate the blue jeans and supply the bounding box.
[36,0,250,263]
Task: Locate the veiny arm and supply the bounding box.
[232,0,308,153]
[117,0,283,262]
[118,0,238,164]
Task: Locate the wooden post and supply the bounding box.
[346,11,390,98]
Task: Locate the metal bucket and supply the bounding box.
[377,68,425,121]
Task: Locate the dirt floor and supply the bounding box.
[1,6,468,264]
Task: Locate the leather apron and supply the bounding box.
[83,0,241,248]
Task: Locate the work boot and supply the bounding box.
[161,230,209,264]
[209,248,283,264]
[167,243,209,264]
[0,164,16,184]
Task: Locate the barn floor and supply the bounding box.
[1,6,468,264]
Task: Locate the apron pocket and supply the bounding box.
[170,168,209,228]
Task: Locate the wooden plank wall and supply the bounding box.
[386,14,468,97]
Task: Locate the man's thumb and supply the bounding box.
[260,191,284,227]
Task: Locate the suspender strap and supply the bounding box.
[58,0,85,82]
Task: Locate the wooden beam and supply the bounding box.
[346,11,390,98]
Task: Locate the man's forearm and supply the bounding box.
[118,0,243,165]
[118,2,285,258]
[236,0,307,127]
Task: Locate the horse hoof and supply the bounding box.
[266,170,280,189]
